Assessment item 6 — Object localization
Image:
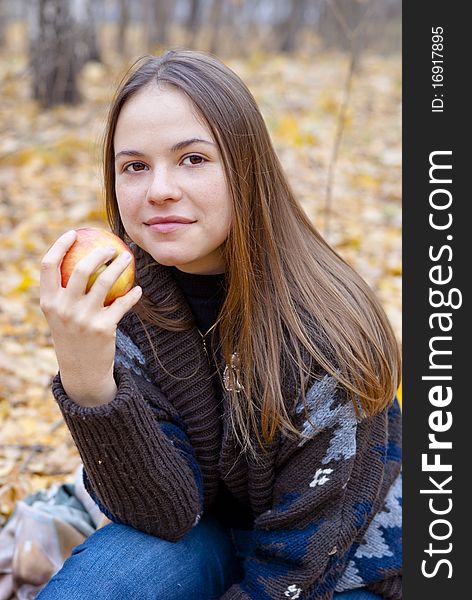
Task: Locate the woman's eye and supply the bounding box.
[182,155,205,166]
[124,162,147,172]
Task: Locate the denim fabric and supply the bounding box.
[36,514,381,599]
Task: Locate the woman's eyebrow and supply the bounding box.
[170,138,215,152]
[114,149,146,160]
[115,139,215,161]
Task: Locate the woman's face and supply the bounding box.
[113,83,232,274]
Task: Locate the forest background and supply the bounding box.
[0,0,402,525]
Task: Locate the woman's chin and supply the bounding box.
[154,257,181,267]
[150,253,194,269]
[145,247,224,274]
[141,248,183,265]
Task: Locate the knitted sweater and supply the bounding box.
[52,250,402,600]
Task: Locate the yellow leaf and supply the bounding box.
[275,115,317,147]
[320,95,339,115]
[86,206,108,223]
[388,263,402,277]
[5,147,37,167]
[352,173,381,190]
[0,399,10,421]
[276,114,300,140]
[12,269,36,294]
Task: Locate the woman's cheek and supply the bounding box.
[116,198,139,235]
[116,184,142,217]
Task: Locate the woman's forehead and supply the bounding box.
[115,84,213,141]
[121,83,196,118]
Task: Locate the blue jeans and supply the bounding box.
[37,514,381,599]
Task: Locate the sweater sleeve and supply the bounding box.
[220,376,399,600]
[52,360,204,542]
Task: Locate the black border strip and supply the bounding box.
[403,1,467,596]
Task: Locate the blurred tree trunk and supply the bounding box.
[185,0,202,48]
[84,0,101,62]
[29,0,82,107]
[0,0,6,49]
[154,0,171,47]
[208,0,224,55]
[278,0,309,53]
[146,0,172,49]
[319,0,367,51]
[239,0,267,56]
[117,0,129,55]
[226,0,246,56]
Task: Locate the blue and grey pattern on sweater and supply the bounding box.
[295,375,358,464]
[115,329,152,382]
[335,471,402,591]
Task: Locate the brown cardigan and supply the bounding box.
[52,248,402,599]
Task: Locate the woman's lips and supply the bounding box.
[147,222,193,233]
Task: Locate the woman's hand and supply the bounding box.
[40,230,142,406]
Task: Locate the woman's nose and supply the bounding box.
[146,167,182,204]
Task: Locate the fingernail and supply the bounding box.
[122,251,132,262]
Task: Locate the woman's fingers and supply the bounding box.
[105,285,143,323]
[64,245,119,298]
[86,250,134,305]
[40,230,77,304]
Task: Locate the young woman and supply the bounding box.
[38,50,402,599]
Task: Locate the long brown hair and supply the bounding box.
[103,49,401,453]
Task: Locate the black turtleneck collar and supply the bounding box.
[169,266,226,336]
[169,267,226,300]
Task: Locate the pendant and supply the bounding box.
[223,353,243,393]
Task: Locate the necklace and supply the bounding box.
[198,320,243,393]
[197,319,220,358]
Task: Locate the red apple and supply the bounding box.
[61,227,135,306]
